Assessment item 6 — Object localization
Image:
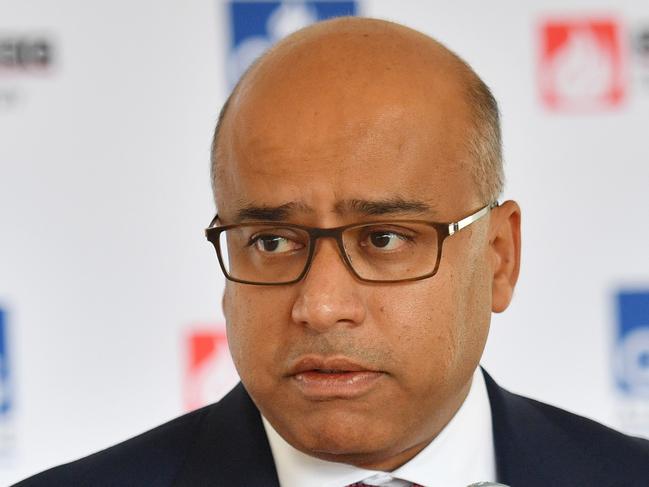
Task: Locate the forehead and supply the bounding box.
[215,31,478,221]
[216,117,476,224]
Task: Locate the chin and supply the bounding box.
[292,408,394,458]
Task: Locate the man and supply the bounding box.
[16,16,649,487]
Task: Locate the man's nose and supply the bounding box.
[291,238,367,333]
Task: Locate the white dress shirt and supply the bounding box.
[262,367,496,487]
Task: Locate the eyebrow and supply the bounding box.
[335,198,434,216]
[235,202,312,222]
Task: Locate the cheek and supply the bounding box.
[372,259,489,392]
[372,282,461,381]
[224,284,293,388]
[442,251,493,376]
[460,257,493,352]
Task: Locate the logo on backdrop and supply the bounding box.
[0,308,10,417]
[0,307,14,456]
[636,26,649,64]
[226,1,357,88]
[632,24,649,90]
[614,290,649,397]
[183,325,239,411]
[538,19,625,110]
[0,34,55,111]
[0,36,53,71]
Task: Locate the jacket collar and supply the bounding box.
[483,368,598,486]
[173,382,280,486]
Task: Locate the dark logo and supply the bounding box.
[0,35,54,111]
[0,36,53,71]
[635,26,649,62]
[632,25,649,90]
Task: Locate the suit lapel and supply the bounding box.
[483,369,590,487]
[173,383,280,487]
[484,369,541,486]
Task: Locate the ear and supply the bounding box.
[489,200,521,313]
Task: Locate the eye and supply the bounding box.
[361,229,412,251]
[250,234,303,254]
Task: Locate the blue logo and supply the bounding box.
[226,1,357,88]
[0,308,10,417]
[615,290,649,396]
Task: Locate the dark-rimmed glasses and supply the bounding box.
[205,202,498,285]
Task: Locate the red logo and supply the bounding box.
[539,19,625,110]
[184,326,239,411]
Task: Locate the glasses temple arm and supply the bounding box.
[447,201,499,236]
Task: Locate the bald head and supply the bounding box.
[211,17,503,205]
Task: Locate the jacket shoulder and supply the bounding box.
[524,393,649,452]
[13,397,222,487]
[484,370,649,486]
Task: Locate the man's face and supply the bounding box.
[215,27,498,470]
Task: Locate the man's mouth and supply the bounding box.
[306,369,359,374]
[288,357,384,399]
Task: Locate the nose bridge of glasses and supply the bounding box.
[307,226,354,272]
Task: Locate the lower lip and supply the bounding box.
[291,370,384,399]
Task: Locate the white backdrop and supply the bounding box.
[1,0,649,484]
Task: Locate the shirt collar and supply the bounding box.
[262,367,495,487]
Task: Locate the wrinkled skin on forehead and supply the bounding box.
[215,17,520,471]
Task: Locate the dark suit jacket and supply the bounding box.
[14,370,649,487]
